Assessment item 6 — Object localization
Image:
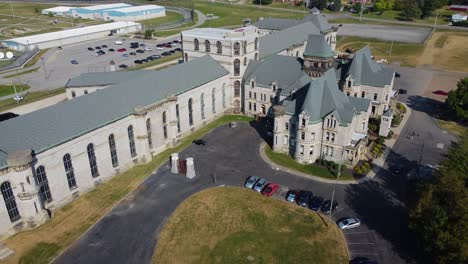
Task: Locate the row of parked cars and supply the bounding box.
[244,176,361,230]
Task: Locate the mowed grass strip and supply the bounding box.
[2,67,39,78]
[5,115,253,264]
[0,87,64,113]
[152,187,348,264]
[0,84,30,97]
[264,146,354,180]
[137,11,184,28]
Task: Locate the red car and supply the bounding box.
[433,90,448,96]
[261,183,279,196]
[117,48,126,52]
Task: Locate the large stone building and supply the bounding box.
[0,16,393,237]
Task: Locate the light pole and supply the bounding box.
[10,1,15,20]
[329,148,345,217]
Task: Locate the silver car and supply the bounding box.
[338,217,361,230]
[253,178,266,192]
[244,176,258,189]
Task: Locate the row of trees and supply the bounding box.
[446,77,468,122]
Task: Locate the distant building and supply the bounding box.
[71,3,131,20]
[452,13,468,22]
[449,5,468,12]
[41,6,75,17]
[103,5,166,22]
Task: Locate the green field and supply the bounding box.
[0,84,29,97]
[153,187,348,264]
[0,87,64,113]
[137,11,184,29]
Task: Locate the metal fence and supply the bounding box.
[0,48,39,73]
[142,6,194,31]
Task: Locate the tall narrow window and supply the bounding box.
[194,38,199,51]
[200,93,205,120]
[176,104,181,132]
[361,91,365,98]
[234,81,240,97]
[243,57,247,66]
[84,90,88,95]
[205,40,210,52]
[234,59,240,76]
[1,182,20,222]
[254,53,258,60]
[162,112,168,140]
[63,154,77,189]
[36,166,53,203]
[188,98,193,126]
[109,134,119,167]
[211,88,216,113]
[222,85,226,108]
[146,118,153,148]
[128,125,137,157]
[87,143,99,177]
[243,40,247,54]
[234,42,240,55]
[71,91,76,98]
[254,37,258,50]
[216,41,222,54]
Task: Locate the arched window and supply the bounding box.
[234,42,240,55]
[184,53,188,62]
[222,84,226,108]
[243,40,247,54]
[234,80,240,97]
[108,134,118,168]
[205,40,210,52]
[188,98,193,126]
[36,166,52,203]
[146,118,153,148]
[176,104,181,133]
[1,182,20,222]
[212,88,216,113]
[87,143,99,177]
[128,125,137,157]
[216,41,222,54]
[63,154,77,189]
[162,112,168,140]
[200,93,205,120]
[194,38,199,51]
[84,90,88,95]
[243,57,247,66]
[71,91,76,98]
[254,53,258,60]
[234,59,240,76]
[254,37,258,50]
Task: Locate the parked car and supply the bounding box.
[129,52,136,56]
[101,44,108,48]
[144,47,153,51]
[57,46,62,50]
[97,50,105,55]
[121,54,129,57]
[395,72,401,78]
[139,43,145,47]
[140,59,148,63]
[146,56,155,61]
[170,50,176,54]
[321,200,339,214]
[87,47,94,51]
[172,39,180,43]
[261,183,279,196]
[117,48,126,52]
[244,176,258,189]
[174,48,182,52]
[308,196,324,211]
[192,139,206,146]
[70,59,78,65]
[118,64,128,68]
[134,60,142,64]
[136,49,145,54]
[398,88,407,94]
[95,46,101,50]
[151,55,161,59]
[115,40,123,45]
[297,191,313,207]
[286,190,298,203]
[433,90,448,96]
[337,217,361,230]
[156,47,164,50]
[161,51,171,56]
[253,178,266,192]
[108,48,115,52]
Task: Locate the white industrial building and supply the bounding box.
[2,22,142,51]
[103,5,166,22]
[71,3,131,20]
[41,6,75,17]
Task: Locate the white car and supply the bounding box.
[144,47,153,51]
[156,47,163,50]
[115,40,123,45]
[338,217,361,230]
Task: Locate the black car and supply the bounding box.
[193,139,206,146]
[169,50,176,54]
[297,191,313,207]
[95,46,101,49]
[136,49,144,53]
[398,89,407,94]
[156,43,163,47]
[97,50,105,55]
[172,40,180,44]
[119,64,128,68]
[129,52,136,56]
[161,51,171,56]
[101,44,108,48]
[151,55,161,59]
[139,43,145,47]
[308,196,324,211]
[321,200,339,214]
[395,72,401,78]
[58,46,62,50]
[108,48,115,52]
[140,59,148,63]
[88,47,94,51]
[146,56,155,61]
[134,60,142,64]
[174,48,182,52]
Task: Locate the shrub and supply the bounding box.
[392,114,401,127]
[387,131,394,139]
[396,102,407,114]
[376,136,385,144]
[355,168,363,175]
[316,158,322,166]
[331,163,339,170]
[368,124,378,132]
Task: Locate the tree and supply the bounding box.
[420,0,436,18]
[329,0,342,12]
[307,0,327,9]
[446,77,468,121]
[374,0,394,14]
[253,0,272,5]
[402,0,422,20]
[144,29,153,39]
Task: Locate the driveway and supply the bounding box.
[337,24,432,44]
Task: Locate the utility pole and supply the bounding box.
[329,148,344,217]
[10,1,15,20]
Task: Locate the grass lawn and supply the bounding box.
[24,49,48,68]
[437,119,467,136]
[0,87,64,113]
[352,7,458,26]
[152,187,348,264]
[5,115,253,264]
[3,67,39,78]
[0,84,29,97]
[336,36,425,67]
[264,146,354,181]
[137,11,184,29]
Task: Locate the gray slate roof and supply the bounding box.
[0,55,228,169]
[65,71,148,87]
[243,55,311,95]
[303,13,331,33]
[285,69,369,124]
[259,22,321,58]
[304,34,333,58]
[345,47,394,87]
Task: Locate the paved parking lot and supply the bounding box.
[337,24,432,43]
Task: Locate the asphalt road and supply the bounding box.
[0,36,181,91]
[337,24,432,44]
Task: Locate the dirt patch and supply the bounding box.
[418,32,468,72]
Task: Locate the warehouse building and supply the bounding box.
[71,3,131,20]
[103,5,166,22]
[41,6,75,17]
[2,22,142,51]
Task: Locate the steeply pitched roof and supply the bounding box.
[345,46,394,87]
[243,55,310,95]
[66,71,148,87]
[285,69,370,124]
[0,56,229,169]
[303,13,331,33]
[304,34,333,58]
[259,22,321,58]
[254,17,304,31]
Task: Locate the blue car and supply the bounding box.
[122,54,129,57]
[244,176,258,189]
